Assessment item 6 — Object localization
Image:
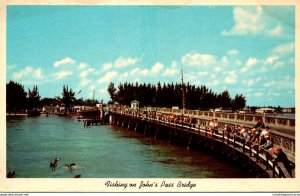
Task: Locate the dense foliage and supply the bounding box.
[27,85,41,110]
[107,82,247,111]
[60,85,76,112]
[5,80,252,112]
[6,81,27,113]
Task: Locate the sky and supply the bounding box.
[6,5,295,107]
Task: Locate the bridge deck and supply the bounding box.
[110,111,294,178]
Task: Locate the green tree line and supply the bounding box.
[108,82,247,111]
[6,81,100,113]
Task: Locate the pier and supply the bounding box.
[107,106,295,178]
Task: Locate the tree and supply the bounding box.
[107,82,117,102]
[27,85,40,110]
[217,90,232,108]
[6,81,27,113]
[61,85,76,112]
[106,81,247,110]
[231,94,246,111]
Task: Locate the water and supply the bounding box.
[7,115,250,178]
[272,113,295,119]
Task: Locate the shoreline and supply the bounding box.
[6,113,28,116]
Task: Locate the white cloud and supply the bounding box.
[102,63,113,71]
[235,60,242,66]
[256,77,262,82]
[80,78,91,87]
[125,67,150,77]
[130,68,141,75]
[214,66,222,72]
[163,68,178,77]
[88,67,95,72]
[197,71,209,76]
[12,66,45,81]
[227,49,239,55]
[114,57,139,68]
[162,61,179,77]
[263,75,294,90]
[243,79,254,86]
[181,52,216,66]
[240,57,258,73]
[220,56,229,66]
[98,71,118,83]
[120,72,129,79]
[222,6,282,37]
[222,6,263,36]
[267,92,281,97]
[89,85,96,90]
[264,55,279,65]
[246,57,258,67]
[212,80,220,86]
[80,71,88,78]
[140,69,150,76]
[53,57,75,67]
[99,88,107,93]
[151,62,164,74]
[268,25,283,37]
[207,79,220,86]
[272,42,295,56]
[33,68,44,80]
[224,71,238,84]
[79,62,88,70]
[54,71,73,80]
[12,66,33,80]
[185,73,197,81]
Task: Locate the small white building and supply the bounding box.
[238,106,252,113]
[131,100,139,109]
[256,108,275,114]
[282,107,295,113]
[96,103,103,109]
[214,107,232,113]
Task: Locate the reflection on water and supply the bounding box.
[7,115,251,178]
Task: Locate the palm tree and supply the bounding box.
[61,85,76,113]
[27,85,40,110]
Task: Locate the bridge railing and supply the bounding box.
[140,107,295,163]
[148,107,295,128]
[111,109,293,178]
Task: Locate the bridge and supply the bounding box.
[106,106,294,178]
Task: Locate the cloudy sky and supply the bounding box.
[6,6,295,107]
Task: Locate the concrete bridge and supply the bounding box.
[108,107,295,178]
[153,107,295,163]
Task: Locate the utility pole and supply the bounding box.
[181,69,186,113]
[92,88,95,101]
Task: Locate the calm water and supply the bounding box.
[7,115,250,178]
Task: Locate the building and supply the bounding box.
[238,106,252,113]
[131,100,139,110]
[214,107,232,113]
[282,107,295,113]
[255,108,275,114]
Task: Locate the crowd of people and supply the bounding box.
[121,108,292,177]
[209,118,292,176]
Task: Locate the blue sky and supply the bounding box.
[6,6,295,107]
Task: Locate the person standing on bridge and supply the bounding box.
[260,127,270,137]
[259,136,273,154]
[254,119,265,132]
[274,148,292,177]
